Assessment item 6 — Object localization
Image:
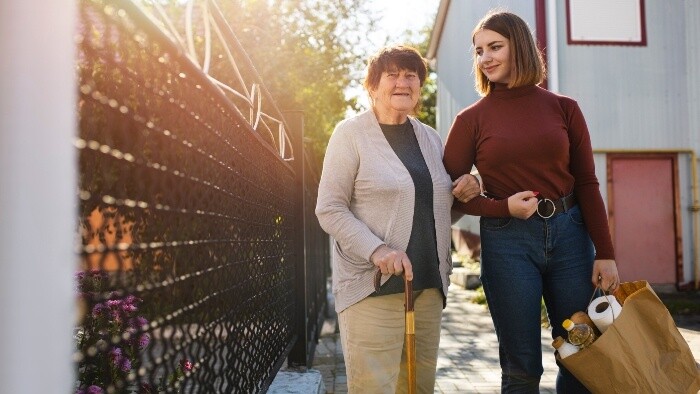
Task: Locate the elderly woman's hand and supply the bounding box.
[370,245,413,280]
[452,174,482,203]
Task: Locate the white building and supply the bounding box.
[427,0,700,290]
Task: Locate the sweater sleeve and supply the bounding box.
[443,114,510,217]
[315,124,385,263]
[566,101,615,260]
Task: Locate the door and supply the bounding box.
[608,155,679,287]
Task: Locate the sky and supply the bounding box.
[365,0,440,50]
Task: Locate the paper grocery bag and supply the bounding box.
[558,280,700,394]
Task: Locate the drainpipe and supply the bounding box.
[594,149,700,289]
[545,0,559,93]
[691,153,700,289]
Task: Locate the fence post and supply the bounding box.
[284,110,312,367]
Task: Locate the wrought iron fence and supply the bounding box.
[74,0,329,392]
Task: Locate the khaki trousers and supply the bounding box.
[338,288,443,394]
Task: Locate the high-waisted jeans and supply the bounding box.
[480,205,593,393]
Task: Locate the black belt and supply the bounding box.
[536,194,576,218]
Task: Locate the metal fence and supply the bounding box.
[74,0,329,392]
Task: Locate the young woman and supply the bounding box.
[443,11,619,393]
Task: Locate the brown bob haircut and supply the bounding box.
[472,11,546,96]
[363,45,428,111]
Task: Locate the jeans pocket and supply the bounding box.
[566,206,585,225]
[480,216,513,230]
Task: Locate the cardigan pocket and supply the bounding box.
[333,240,372,269]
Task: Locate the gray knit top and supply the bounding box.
[315,110,454,313]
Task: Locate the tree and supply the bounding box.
[412,24,437,129]
[216,0,379,164]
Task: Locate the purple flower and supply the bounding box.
[76,269,107,293]
[179,358,193,372]
[110,347,123,360]
[106,299,122,308]
[76,385,104,394]
[129,316,149,329]
[119,357,132,372]
[120,295,139,313]
[91,303,107,317]
[109,347,132,371]
[137,333,150,349]
[87,386,104,394]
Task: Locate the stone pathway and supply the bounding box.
[312,284,700,393]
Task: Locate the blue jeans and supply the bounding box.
[480,205,593,394]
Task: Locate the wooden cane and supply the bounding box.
[374,270,416,394]
[404,274,416,394]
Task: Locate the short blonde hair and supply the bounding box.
[472,11,546,96]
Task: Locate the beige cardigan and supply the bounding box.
[315,110,454,313]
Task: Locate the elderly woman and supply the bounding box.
[315,45,479,393]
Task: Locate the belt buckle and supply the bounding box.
[537,198,555,219]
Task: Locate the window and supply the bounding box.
[566,0,646,46]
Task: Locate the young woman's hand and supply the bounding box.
[370,245,413,280]
[507,191,538,219]
[592,259,619,291]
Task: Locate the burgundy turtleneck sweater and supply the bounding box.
[444,84,615,260]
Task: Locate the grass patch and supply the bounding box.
[471,286,487,305]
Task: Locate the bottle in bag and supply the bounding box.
[552,336,579,358]
[562,318,597,349]
[570,310,602,337]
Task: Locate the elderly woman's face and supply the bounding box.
[370,66,420,121]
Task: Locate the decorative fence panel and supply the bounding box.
[74,0,329,392]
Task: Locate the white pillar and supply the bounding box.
[0,1,76,393]
[546,0,560,93]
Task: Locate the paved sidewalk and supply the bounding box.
[313,285,700,393]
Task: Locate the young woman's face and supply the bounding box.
[474,29,512,85]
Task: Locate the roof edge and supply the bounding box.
[426,0,452,62]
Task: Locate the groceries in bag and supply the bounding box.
[552,336,579,359]
[587,295,622,333]
[562,318,597,349]
[557,280,700,393]
[570,310,602,337]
